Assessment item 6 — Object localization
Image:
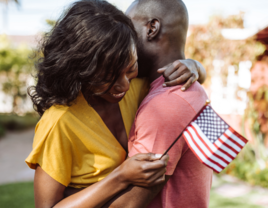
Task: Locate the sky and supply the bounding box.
[0,0,268,35]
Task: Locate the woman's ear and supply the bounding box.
[146,18,160,41]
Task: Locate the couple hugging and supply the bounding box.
[26,0,212,207]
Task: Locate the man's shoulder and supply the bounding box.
[167,81,208,112]
[142,81,207,113]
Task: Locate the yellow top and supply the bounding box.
[25,78,148,188]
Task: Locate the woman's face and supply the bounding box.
[92,48,138,103]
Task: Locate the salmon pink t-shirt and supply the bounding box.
[128,76,213,208]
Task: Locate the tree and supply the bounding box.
[185,12,264,87]
[0,35,34,114]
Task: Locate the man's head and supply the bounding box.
[126,0,189,77]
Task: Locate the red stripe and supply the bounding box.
[218,138,239,154]
[223,132,243,149]
[213,142,235,160]
[186,129,225,169]
[228,127,248,144]
[183,131,222,173]
[189,125,229,165]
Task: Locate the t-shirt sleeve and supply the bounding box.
[128,92,196,175]
[25,116,72,186]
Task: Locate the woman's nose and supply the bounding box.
[114,75,130,92]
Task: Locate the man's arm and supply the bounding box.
[103,91,196,208]
[103,176,171,208]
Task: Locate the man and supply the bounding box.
[104,0,213,207]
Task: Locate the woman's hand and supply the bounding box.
[158,59,207,90]
[118,153,169,187]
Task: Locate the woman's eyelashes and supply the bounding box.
[127,62,138,74]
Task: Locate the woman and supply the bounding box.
[26,0,205,207]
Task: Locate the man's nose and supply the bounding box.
[114,75,130,92]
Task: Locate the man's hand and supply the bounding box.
[157,59,206,91]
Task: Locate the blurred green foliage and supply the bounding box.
[222,142,268,188]
[0,35,35,114]
[186,13,265,87]
[45,19,56,27]
[0,113,39,137]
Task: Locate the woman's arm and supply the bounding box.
[103,176,171,208]
[158,59,207,90]
[34,153,168,208]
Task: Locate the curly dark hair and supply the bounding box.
[28,0,138,116]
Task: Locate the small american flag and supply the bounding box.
[183,104,248,173]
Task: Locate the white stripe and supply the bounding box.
[226,129,246,146]
[191,122,232,162]
[184,131,223,172]
[214,140,237,157]
[220,134,241,152]
[188,127,227,167]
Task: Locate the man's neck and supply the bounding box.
[148,52,185,83]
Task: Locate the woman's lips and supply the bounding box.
[109,92,126,99]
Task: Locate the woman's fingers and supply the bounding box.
[140,159,167,172]
[181,76,197,91]
[158,61,182,78]
[134,153,162,161]
[133,167,167,187]
[163,73,190,88]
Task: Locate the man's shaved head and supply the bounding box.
[126,0,189,78]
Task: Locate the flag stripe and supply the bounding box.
[228,127,248,144]
[218,137,239,154]
[189,125,230,164]
[185,129,225,170]
[226,129,247,146]
[213,142,235,160]
[220,134,241,152]
[191,122,232,162]
[187,126,228,167]
[223,132,243,149]
[186,128,227,169]
[183,131,222,173]
[214,140,237,158]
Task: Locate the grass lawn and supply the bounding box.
[209,191,263,208]
[0,181,265,208]
[0,182,34,208]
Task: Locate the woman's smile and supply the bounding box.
[109,91,126,99]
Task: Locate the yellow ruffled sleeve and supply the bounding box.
[25,107,73,187]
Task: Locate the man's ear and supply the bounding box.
[146,18,160,41]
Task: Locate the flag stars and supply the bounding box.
[194,106,229,143]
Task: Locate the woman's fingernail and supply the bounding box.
[155,154,162,158]
[163,83,167,87]
[181,87,185,91]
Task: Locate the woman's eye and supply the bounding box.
[128,63,138,73]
